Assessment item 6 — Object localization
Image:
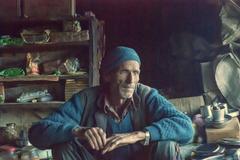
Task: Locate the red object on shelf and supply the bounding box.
[0,144,17,153]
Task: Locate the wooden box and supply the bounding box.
[50,30,89,43]
[206,117,240,143]
[0,0,21,19]
[65,79,88,100]
[22,0,76,19]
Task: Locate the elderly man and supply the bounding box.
[29,46,193,160]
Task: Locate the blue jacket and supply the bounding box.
[28,83,194,149]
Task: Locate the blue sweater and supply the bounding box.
[105,113,134,160]
[28,83,194,149]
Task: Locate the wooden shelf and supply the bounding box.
[0,14,103,126]
[0,101,64,109]
[0,74,88,82]
[0,15,90,23]
[0,41,89,53]
[0,75,59,82]
[59,74,88,80]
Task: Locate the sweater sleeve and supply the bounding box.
[144,89,194,144]
[28,93,84,149]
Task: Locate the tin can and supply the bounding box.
[200,105,212,119]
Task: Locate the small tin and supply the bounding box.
[200,105,212,119]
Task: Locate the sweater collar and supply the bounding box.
[96,85,140,111]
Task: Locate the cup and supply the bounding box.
[218,103,228,115]
[211,106,225,122]
[200,105,212,119]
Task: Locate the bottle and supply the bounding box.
[17,129,29,147]
[0,82,5,103]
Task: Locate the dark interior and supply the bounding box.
[75,0,222,98]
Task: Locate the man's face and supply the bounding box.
[107,60,140,99]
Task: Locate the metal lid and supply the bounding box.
[214,53,240,108]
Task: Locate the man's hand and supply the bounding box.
[101,131,145,154]
[73,127,107,151]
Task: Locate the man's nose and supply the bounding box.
[126,73,134,83]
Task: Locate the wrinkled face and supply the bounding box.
[106,60,140,100]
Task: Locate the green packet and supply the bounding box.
[0,68,25,77]
[0,35,24,46]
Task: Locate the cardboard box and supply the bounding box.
[169,96,205,116]
[206,117,240,143]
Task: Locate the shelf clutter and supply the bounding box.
[0,12,104,106]
[0,57,89,104]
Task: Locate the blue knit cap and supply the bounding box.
[100,46,141,74]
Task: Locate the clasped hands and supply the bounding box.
[73,127,145,154]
